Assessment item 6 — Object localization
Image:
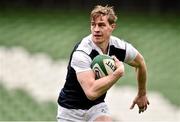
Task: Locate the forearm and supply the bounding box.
[131,63,149,113]
[136,62,147,96]
[77,57,124,101]
[92,71,122,98]
[91,58,124,99]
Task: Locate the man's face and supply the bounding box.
[91,15,115,44]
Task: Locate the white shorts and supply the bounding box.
[57,102,110,122]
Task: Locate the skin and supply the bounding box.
[77,15,149,121]
[91,15,116,54]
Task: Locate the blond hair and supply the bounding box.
[91,5,117,24]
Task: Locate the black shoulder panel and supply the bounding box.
[109,45,126,62]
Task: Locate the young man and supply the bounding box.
[57,5,149,121]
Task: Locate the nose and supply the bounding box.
[94,25,100,32]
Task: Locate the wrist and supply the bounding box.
[138,89,146,96]
[112,69,124,78]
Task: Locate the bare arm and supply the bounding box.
[77,56,124,101]
[129,52,147,96]
[128,52,150,113]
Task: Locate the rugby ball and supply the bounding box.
[91,54,116,79]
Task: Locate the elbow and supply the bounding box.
[137,54,146,68]
[85,89,98,101]
[136,55,147,73]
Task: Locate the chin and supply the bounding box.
[93,37,103,43]
[94,39,103,44]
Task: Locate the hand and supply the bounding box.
[130,95,150,114]
[111,56,124,77]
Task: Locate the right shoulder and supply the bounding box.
[71,35,93,72]
[75,34,94,55]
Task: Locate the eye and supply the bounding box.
[91,22,95,27]
[98,23,106,27]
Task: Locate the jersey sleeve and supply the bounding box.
[71,51,92,73]
[124,43,138,63]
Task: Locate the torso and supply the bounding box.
[58,34,137,109]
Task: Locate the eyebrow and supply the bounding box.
[91,21,105,24]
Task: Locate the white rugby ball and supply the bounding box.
[91,54,116,79]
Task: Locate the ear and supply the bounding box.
[111,23,116,30]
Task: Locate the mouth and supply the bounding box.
[94,34,102,38]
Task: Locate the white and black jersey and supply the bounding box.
[58,34,138,110]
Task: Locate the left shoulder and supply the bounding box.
[110,36,140,64]
[110,36,127,50]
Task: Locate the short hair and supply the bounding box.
[90,5,117,24]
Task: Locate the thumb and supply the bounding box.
[130,102,135,109]
[111,55,119,62]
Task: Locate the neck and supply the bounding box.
[97,41,109,54]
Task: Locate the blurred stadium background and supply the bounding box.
[0,0,180,121]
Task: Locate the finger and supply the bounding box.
[139,108,145,114]
[141,109,145,113]
[147,100,150,105]
[139,109,144,114]
[111,55,115,58]
[144,104,147,111]
[130,102,135,109]
[111,55,116,60]
[144,101,149,111]
[112,56,121,63]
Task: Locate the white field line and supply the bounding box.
[0,46,180,122]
